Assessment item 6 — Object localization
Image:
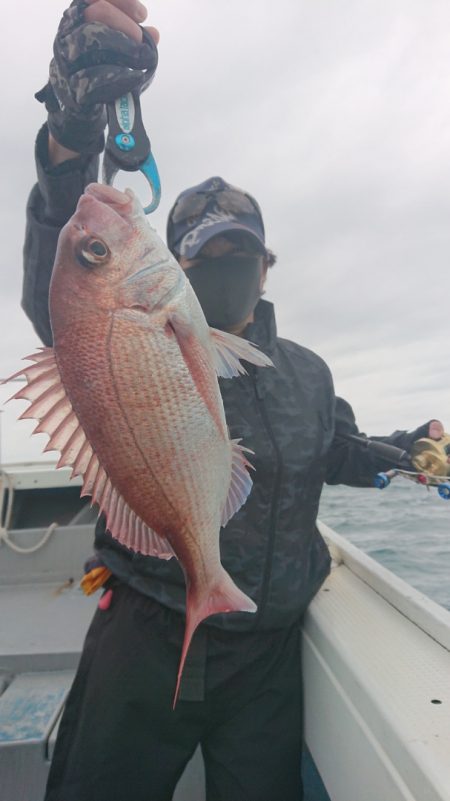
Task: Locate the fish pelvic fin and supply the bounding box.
[173,570,257,708]
[6,349,176,561]
[209,328,274,378]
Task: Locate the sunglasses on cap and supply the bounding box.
[170,186,264,226]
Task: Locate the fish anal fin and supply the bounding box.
[221,439,254,528]
[209,328,274,379]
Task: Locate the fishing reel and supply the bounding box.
[411,434,450,477]
[341,432,450,500]
[374,434,450,500]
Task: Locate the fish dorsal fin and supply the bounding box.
[209,328,274,379]
[221,439,254,528]
[6,349,176,560]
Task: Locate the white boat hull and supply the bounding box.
[303,521,450,801]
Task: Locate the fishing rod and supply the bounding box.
[340,433,450,500]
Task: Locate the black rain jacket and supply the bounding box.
[22,126,432,633]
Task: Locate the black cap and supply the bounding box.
[167,176,267,259]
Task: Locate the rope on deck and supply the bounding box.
[0,469,58,554]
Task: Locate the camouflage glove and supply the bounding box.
[35,0,158,155]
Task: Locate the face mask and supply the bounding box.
[185,254,264,330]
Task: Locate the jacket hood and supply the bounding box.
[244,299,278,355]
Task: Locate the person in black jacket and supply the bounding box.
[23,3,445,800]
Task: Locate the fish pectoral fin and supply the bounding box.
[209,328,274,378]
[6,348,176,561]
[221,439,254,528]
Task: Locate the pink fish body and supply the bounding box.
[9,184,273,703]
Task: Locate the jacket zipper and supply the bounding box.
[251,369,283,625]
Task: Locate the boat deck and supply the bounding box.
[2,463,450,800]
[0,467,330,800]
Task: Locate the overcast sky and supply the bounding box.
[1,0,449,463]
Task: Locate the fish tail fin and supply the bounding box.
[173,570,257,708]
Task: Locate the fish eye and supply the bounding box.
[76,237,110,269]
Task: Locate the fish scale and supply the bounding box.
[107,320,226,532]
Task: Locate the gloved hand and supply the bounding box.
[427,420,445,441]
[36,0,158,156]
[411,420,450,476]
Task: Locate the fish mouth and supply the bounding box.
[70,184,135,238]
[78,183,134,219]
[84,183,131,208]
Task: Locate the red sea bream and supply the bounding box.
[8,183,273,703]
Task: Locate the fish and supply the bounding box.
[7,183,273,704]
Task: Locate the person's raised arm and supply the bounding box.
[326,396,445,486]
[23,0,158,345]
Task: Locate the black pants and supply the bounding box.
[45,583,303,801]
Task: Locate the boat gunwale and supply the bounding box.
[317,519,450,653]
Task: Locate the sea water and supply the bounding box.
[319,481,450,610]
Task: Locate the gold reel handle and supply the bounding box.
[410,434,450,477]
